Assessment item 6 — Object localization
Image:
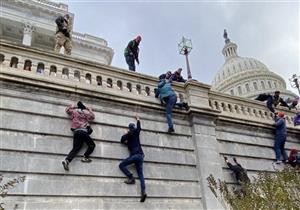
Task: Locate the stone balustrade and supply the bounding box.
[0,39,298,129]
[72,32,108,47]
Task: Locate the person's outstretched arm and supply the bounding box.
[136,114,141,133]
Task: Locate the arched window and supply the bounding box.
[0,54,4,63]
[245,83,250,92]
[62,68,69,78]
[127,83,132,92]
[268,81,272,88]
[36,63,44,74]
[96,76,102,86]
[261,81,265,89]
[230,89,234,96]
[145,86,150,96]
[23,60,32,71]
[107,78,112,88]
[253,82,258,90]
[136,84,141,94]
[74,70,80,81]
[10,57,18,68]
[50,65,57,76]
[85,73,91,84]
[117,80,122,90]
[274,82,277,88]
[237,86,242,95]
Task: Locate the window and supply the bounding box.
[107,78,112,88]
[0,54,4,63]
[245,84,250,92]
[145,87,150,96]
[23,60,32,71]
[96,76,102,86]
[127,83,132,92]
[36,63,44,74]
[136,84,141,94]
[117,80,122,90]
[74,70,80,81]
[238,86,242,95]
[230,89,234,95]
[85,73,91,84]
[261,81,265,89]
[274,82,277,88]
[62,68,69,78]
[268,81,272,88]
[253,82,258,90]
[10,57,18,68]
[50,65,57,76]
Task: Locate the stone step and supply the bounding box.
[2,173,202,198]
[2,196,203,210]
[0,131,196,166]
[0,150,199,181]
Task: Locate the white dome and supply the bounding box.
[211,32,296,99]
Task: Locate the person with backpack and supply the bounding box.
[119,115,147,202]
[124,36,142,71]
[62,101,95,171]
[273,112,288,164]
[54,14,72,55]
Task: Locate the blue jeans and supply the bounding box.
[125,55,135,71]
[119,153,145,192]
[164,94,177,129]
[274,135,288,161]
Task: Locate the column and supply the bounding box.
[22,23,35,46]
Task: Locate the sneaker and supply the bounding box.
[140,191,147,202]
[168,127,175,133]
[124,177,135,185]
[62,160,69,171]
[81,157,92,163]
[274,160,282,164]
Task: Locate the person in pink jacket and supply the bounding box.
[62,101,95,171]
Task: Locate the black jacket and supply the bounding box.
[55,16,70,38]
[121,120,144,156]
[124,40,139,61]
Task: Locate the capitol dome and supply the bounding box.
[211,30,296,99]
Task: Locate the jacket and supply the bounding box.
[124,40,139,60]
[274,117,287,137]
[157,79,176,101]
[66,106,95,130]
[121,120,144,156]
[55,16,71,38]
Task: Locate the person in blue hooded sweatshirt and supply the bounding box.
[119,114,147,202]
[156,78,189,133]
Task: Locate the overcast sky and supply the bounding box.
[62,0,299,94]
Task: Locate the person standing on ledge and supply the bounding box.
[119,114,147,202]
[62,101,95,171]
[124,36,142,71]
[54,14,72,55]
[273,112,288,164]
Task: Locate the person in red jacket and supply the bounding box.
[62,101,95,171]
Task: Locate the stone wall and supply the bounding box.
[0,40,299,210]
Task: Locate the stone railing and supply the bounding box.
[0,39,298,130]
[209,91,297,127]
[0,40,188,105]
[31,0,68,11]
[72,32,108,47]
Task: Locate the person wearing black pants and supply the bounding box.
[62,101,95,171]
[119,115,147,202]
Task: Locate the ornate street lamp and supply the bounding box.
[178,36,193,80]
[289,74,300,96]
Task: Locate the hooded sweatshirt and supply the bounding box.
[121,120,144,156]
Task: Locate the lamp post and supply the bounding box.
[289,74,300,96]
[178,36,193,80]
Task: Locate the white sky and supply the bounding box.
[61,0,299,95]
